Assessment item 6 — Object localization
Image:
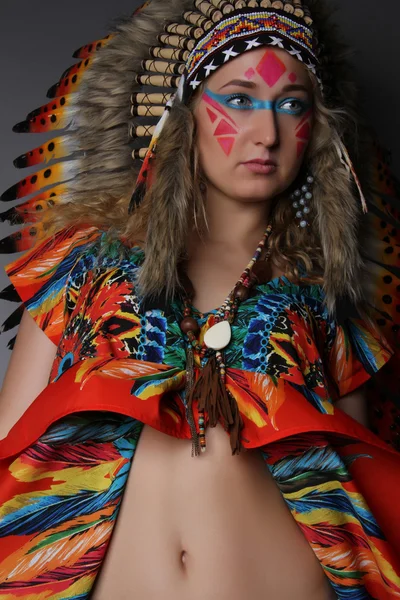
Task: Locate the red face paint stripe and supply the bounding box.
[206,108,218,123]
[295,109,313,131]
[296,122,311,141]
[203,92,237,125]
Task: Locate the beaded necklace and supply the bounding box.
[180,224,273,457]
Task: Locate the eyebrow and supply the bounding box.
[281,84,310,94]
[219,79,310,95]
[219,79,255,90]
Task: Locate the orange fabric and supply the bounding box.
[1,226,399,599]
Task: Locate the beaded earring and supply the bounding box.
[291,173,314,228]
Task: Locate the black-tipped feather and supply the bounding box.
[26,107,42,120]
[46,83,58,99]
[7,335,17,350]
[0,285,21,303]
[1,183,19,202]
[0,305,24,334]
[0,207,25,225]
[0,232,22,253]
[13,154,29,169]
[12,121,30,134]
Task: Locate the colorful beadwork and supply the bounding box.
[185,10,320,93]
[180,224,273,455]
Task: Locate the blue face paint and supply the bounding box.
[205,88,311,116]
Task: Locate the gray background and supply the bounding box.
[0,0,399,385]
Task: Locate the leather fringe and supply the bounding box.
[187,354,244,455]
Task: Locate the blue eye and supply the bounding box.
[277,98,309,115]
[224,94,254,110]
[205,89,310,114]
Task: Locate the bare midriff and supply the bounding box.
[92,423,336,600]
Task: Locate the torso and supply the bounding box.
[91,235,336,598]
[92,423,336,600]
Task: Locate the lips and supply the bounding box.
[243,158,277,166]
[242,158,277,174]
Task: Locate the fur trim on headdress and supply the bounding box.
[60,0,193,219]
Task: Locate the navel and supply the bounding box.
[181,550,188,567]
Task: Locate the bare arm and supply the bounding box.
[335,386,369,428]
[0,309,57,439]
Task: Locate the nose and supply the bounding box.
[252,108,279,148]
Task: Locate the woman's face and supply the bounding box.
[193,47,314,203]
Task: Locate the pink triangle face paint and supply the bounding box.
[200,49,313,160]
[203,90,239,156]
[214,119,238,136]
[217,137,236,156]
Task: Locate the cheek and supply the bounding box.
[201,93,240,157]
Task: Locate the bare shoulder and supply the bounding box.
[0,310,57,439]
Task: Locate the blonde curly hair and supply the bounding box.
[129,72,368,312]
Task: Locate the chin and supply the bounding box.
[232,183,282,203]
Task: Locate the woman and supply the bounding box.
[0,0,399,598]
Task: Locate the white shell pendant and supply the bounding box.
[204,320,231,351]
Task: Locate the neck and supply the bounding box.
[197,184,272,251]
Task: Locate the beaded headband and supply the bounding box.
[129,0,326,209]
[183,8,321,98]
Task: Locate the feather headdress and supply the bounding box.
[0,0,399,447]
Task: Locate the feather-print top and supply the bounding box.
[2,224,394,451]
